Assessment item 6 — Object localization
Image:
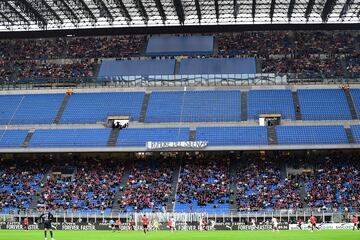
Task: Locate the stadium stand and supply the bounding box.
[176,155,230,213]
[276,125,348,145]
[349,89,360,117]
[98,59,176,78]
[350,125,360,144]
[146,36,214,55]
[116,128,189,147]
[37,158,124,214]
[196,126,268,146]
[297,89,352,120]
[179,58,256,75]
[0,130,28,148]
[60,92,144,124]
[0,94,64,124]
[120,159,174,213]
[28,129,111,148]
[145,90,241,122]
[247,90,295,120]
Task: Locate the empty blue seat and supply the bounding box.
[298,89,351,120]
[29,129,111,148]
[248,90,295,120]
[350,125,360,143]
[349,89,360,117]
[0,130,28,148]
[145,90,241,122]
[0,94,63,124]
[196,126,268,146]
[60,92,144,124]
[117,128,189,147]
[276,125,348,144]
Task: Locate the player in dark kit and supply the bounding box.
[297,218,303,230]
[39,211,55,240]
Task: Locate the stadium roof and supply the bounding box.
[0,0,359,32]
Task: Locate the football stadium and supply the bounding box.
[0,0,359,240]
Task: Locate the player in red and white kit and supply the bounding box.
[297,218,303,230]
[129,217,134,231]
[309,215,320,232]
[352,215,359,231]
[23,216,29,231]
[167,218,173,231]
[142,215,149,234]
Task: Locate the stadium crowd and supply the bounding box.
[37,158,124,213]
[119,159,174,213]
[235,158,303,211]
[177,156,230,208]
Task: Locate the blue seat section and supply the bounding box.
[116,128,189,147]
[0,130,28,148]
[145,90,241,122]
[0,94,63,124]
[298,89,351,120]
[179,58,256,74]
[349,89,360,117]
[350,125,360,143]
[60,92,144,123]
[276,125,348,145]
[175,200,229,214]
[98,59,176,77]
[29,129,111,148]
[248,90,295,120]
[196,127,268,146]
[146,36,214,55]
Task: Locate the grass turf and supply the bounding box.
[0,230,359,240]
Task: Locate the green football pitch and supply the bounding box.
[0,230,359,240]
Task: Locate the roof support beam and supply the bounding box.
[73,0,97,24]
[0,12,13,29]
[92,0,114,23]
[305,0,316,21]
[0,1,29,28]
[252,0,256,21]
[54,0,80,26]
[339,0,354,20]
[233,0,239,19]
[39,0,63,24]
[14,0,47,28]
[321,0,337,22]
[154,0,166,24]
[194,0,202,23]
[214,0,220,22]
[270,0,276,22]
[134,0,149,24]
[173,0,185,25]
[288,0,296,22]
[113,0,132,23]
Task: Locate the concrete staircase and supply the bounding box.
[267,126,277,145]
[139,93,151,122]
[174,60,181,75]
[22,130,35,148]
[189,129,196,141]
[107,128,120,147]
[53,94,71,124]
[229,158,241,212]
[344,89,358,120]
[111,165,131,213]
[241,91,248,121]
[29,167,53,210]
[292,91,302,120]
[256,58,262,73]
[166,158,182,213]
[345,127,355,144]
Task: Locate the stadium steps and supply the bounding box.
[229,158,242,210]
[344,89,358,120]
[213,37,218,53]
[29,167,54,210]
[240,91,248,121]
[174,60,181,75]
[21,130,35,148]
[292,91,302,120]
[107,128,120,147]
[112,164,131,213]
[53,94,71,124]
[299,179,307,206]
[256,58,262,73]
[189,129,196,141]
[267,126,277,145]
[167,158,182,213]
[345,127,355,144]
[139,93,151,122]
